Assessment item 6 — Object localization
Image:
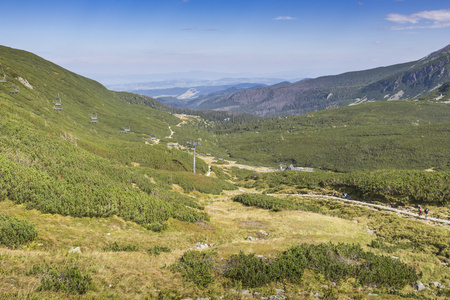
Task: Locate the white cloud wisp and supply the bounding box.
[274,16,296,21]
[386,9,450,30]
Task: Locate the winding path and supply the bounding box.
[166,126,174,139]
[273,193,450,226]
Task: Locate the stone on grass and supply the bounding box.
[429,281,441,288]
[195,243,209,249]
[414,281,426,291]
[68,247,81,254]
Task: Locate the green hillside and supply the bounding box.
[0,45,237,230]
[204,100,450,172]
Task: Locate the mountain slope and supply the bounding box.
[191,44,450,116]
[356,44,450,101]
[0,45,237,231]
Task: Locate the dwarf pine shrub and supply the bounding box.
[103,241,139,252]
[147,245,171,256]
[30,262,92,295]
[0,213,38,248]
[170,250,215,288]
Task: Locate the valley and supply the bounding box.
[0,45,449,299]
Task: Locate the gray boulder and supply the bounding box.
[429,281,441,288]
[414,281,426,291]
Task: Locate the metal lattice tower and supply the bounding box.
[186,139,201,173]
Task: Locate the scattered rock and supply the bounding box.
[414,281,426,291]
[314,292,320,299]
[365,226,375,235]
[275,289,285,295]
[331,282,336,287]
[17,77,33,89]
[368,293,378,296]
[391,256,399,259]
[262,295,285,300]
[106,233,110,236]
[68,246,81,254]
[259,230,268,236]
[322,285,328,289]
[247,236,258,241]
[195,243,209,249]
[429,281,440,288]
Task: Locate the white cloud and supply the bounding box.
[386,9,450,30]
[274,16,296,21]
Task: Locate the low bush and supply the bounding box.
[0,213,38,248]
[29,262,92,295]
[103,241,139,252]
[232,193,320,213]
[211,165,230,180]
[147,245,171,256]
[300,242,420,288]
[173,243,419,290]
[170,250,215,288]
[225,248,307,287]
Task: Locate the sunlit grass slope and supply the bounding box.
[0,45,236,231]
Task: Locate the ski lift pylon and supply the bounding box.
[120,124,130,133]
[0,67,7,83]
[90,109,98,123]
[9,85,19,94]
[53,93,63,112]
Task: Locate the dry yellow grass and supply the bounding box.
[0,191,434,299]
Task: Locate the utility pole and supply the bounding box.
[187,139,201,173]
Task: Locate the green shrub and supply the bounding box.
[225,249,306,287]
[232,193,320,213]
[0,213,38,248]
[211,166,230,180]
[30,263,92,295]
[173,243,420,290]
[299,242,420,288]
[103,241,139,252]
[170,250,215,288]
[147,245,171,256]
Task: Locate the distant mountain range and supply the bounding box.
[134,44,450,117]
[107,77,292,92]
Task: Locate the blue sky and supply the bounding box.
[2,0,450,83]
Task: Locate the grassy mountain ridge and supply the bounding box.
[187,60,417,116]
